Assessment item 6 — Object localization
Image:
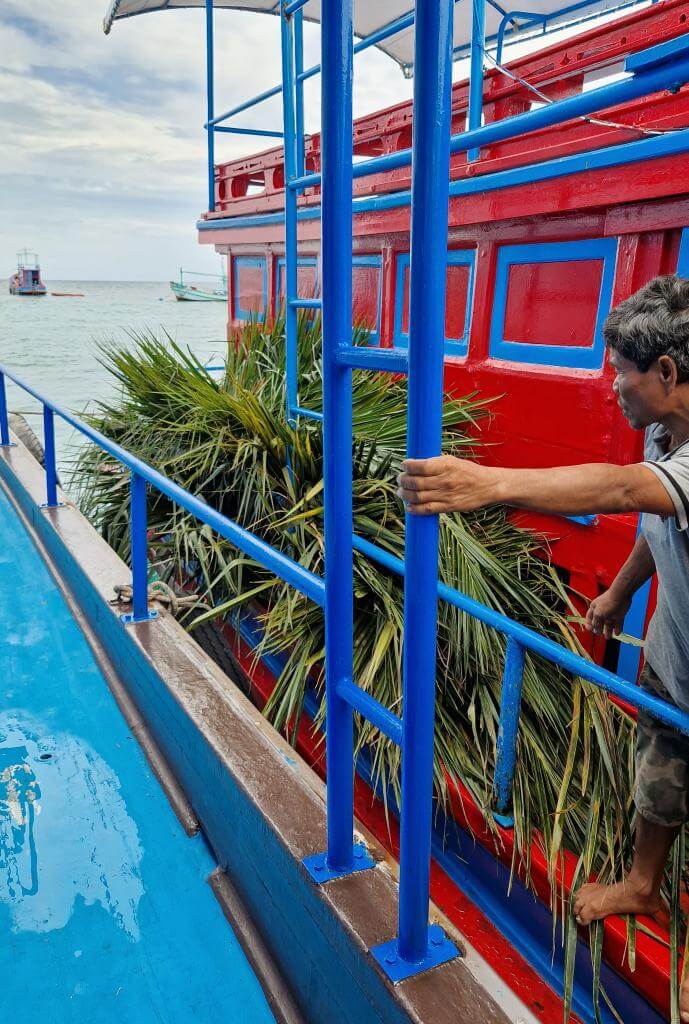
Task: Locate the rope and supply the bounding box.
[482,46,675,139]
[110,580,208,616]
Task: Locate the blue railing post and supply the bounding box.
[294,7,306,179]
[468,0,486,162]
[42,406,61,508]
[205,0,215,213]
[492,637,527,826]
[302,0,375,888]
[281,3,299,425]
[396,0,458,973]
[122,470,157,625]
[0,372,11,447]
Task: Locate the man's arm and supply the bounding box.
[397,456,675,518]
[586,533,655,638]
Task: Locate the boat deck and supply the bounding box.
[0,482,275,1024]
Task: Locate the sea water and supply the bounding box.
[0,281,228,486]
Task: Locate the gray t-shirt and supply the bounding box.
[641,424,689,710]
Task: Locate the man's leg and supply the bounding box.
[574,664,688,923]
[573,815,678,924]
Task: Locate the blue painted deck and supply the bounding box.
[0,483,276,1024]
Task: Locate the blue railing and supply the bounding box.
[13,0,689,989]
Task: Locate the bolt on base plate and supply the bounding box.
[303,841,375,883]
[371,924,460,983]
[120,609,159,625]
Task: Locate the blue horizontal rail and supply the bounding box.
[285,41,689,192]
[336,346,408,374]
[350,532,689,737]
[289,297,321,309]
[211,126,284,139]
[291,406,323,422]
[0,365,325,613]
[336,678,403,746]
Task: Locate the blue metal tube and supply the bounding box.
[493,637,526,816]
[205,0,215,213]
[211,126,284,138]
[351,534,689,737]
[43,406,59,508]
[294,8,306,178]
[398,0,454,965]
[284,0,309,19]
[280,7,299,426]
[289,297,321,309]
[206,84,284,128]
[336,346,408,374]
[0,373,10,447]
[468,0,486,162]
[335,678,403,746]
[130,471,150,622]
[321,0,356,874]
[291,406,323,422]
[286,47,689,190]
[0,363,325,608]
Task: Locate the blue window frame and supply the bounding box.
[393,250,476,357]
[677,227,689,277]
[489,238,618,370]
[352,254,382,345]
[275,256,319,306]
[233,256,267,322]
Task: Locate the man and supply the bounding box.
[398,275,689,1019]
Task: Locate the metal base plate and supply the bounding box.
[371,924,460,983]
[120,609,159,625]
[303,842,375,883]
[0,442,17,448]
[40,501,65,509]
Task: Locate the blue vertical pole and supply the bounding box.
[130,471,150,623]
[321,0,355,873]
[398,0,454,964]
[295,8,306,180]
[205,0,216,213]
[468,0,486,162]
[618,517,652,681]
[0,373,10,447]
[281,6,298,424]
[43,406,59,507]
[492,637,526,822]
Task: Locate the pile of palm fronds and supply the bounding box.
[73,319,682,1020]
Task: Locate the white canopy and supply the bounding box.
[104,0,641,70]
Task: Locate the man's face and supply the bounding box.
[609,349,667,430]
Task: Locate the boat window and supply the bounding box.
[489,238,618,369]
[275,257,319,309]
[233,256,267,322]
[352,256,382,343]
[394,250,476,357]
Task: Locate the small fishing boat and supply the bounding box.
[170,267,227,302]
[9,250,47,296]
[51,291,84,298]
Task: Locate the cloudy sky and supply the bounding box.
[0,2,418,281]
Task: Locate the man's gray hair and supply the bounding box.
[604,274,689,381]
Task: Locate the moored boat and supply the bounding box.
[170,266,227,301]
[9,250,46,296]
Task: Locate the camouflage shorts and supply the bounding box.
[635,664,689,828]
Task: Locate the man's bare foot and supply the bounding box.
[572,878,662,926]
[681,972,689,1023]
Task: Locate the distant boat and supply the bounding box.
[9,250,47,296]
[170,267,227,302]
[51,292,85,298]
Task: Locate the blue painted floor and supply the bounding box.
[0,484,276,1024]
